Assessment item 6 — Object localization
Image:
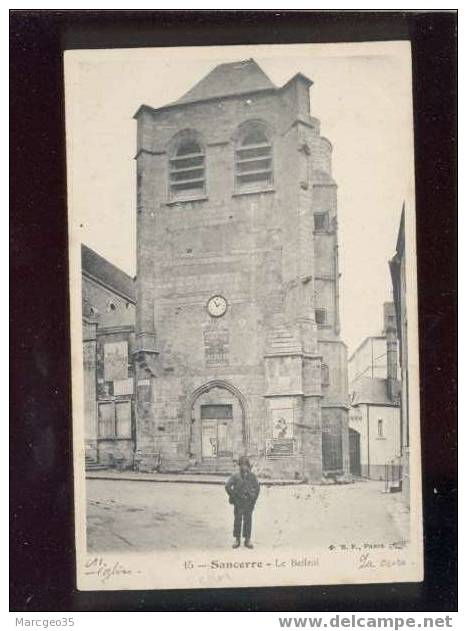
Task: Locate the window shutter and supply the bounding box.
[169,140,205,197]
[235,129,272,190]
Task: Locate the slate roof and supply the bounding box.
[81,244,136,303]
[350,377,400,406]
[134,59,313,118]
[173,59,277,106]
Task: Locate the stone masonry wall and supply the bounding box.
[134,71,349,480]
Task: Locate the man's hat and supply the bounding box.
[238,456,251,468]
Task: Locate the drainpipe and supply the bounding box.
[334,242,341,335]
[366,404,370,479]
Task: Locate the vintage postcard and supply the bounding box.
[65,41,423,591]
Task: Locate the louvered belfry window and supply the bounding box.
[235,129,272,190]
[169,140,205,197]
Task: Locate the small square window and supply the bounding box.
[315,308,327,325]
[314,212,329,232]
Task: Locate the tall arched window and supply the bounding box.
[169,139,205,198]
[235,125,273,191]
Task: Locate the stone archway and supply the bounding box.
[187,380,248,468]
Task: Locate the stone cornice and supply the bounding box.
[133,87,278,119]
[264,351,323,360]
[264,392,323,398]
[97,325,134,335]
[134,148,166,160]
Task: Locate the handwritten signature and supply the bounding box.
[84,556,136,583]
[358,552,406,570]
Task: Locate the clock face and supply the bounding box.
[207,295,227,317]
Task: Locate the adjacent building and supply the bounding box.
[348,303,401,480]
[132,59,350,481]
[82,245,136,468]
[390,206,410,504]
[348,309,400,385]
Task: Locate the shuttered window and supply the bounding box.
[169,140,205,197]
[235,129,272,190]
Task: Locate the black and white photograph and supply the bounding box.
[65,41,423,591]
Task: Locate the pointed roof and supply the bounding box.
[173,58,277,105]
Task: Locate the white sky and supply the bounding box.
[65,41,415,354]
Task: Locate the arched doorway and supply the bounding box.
[188,380,247,471]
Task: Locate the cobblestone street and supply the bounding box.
[86,478,409,553]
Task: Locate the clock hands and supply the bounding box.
[208,296,226,316]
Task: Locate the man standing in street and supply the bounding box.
[225,456,260,549]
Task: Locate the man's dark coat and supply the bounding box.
[225,470,260,507]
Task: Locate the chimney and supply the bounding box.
[384,302,399,402]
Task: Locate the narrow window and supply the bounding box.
[235,128,272,190]
[315,308,327,325]
[321,363,330,387]
[169,140,205,197]
[377,418,384,437]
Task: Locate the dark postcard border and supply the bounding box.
[10,10,457,612]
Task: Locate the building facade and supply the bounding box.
[348,303,401,480]
[132,59,349,481]
[390,207,410,504]
[82,245,136,467]
[348,303,401,385]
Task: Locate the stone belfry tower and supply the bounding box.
[133,59,349,481]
